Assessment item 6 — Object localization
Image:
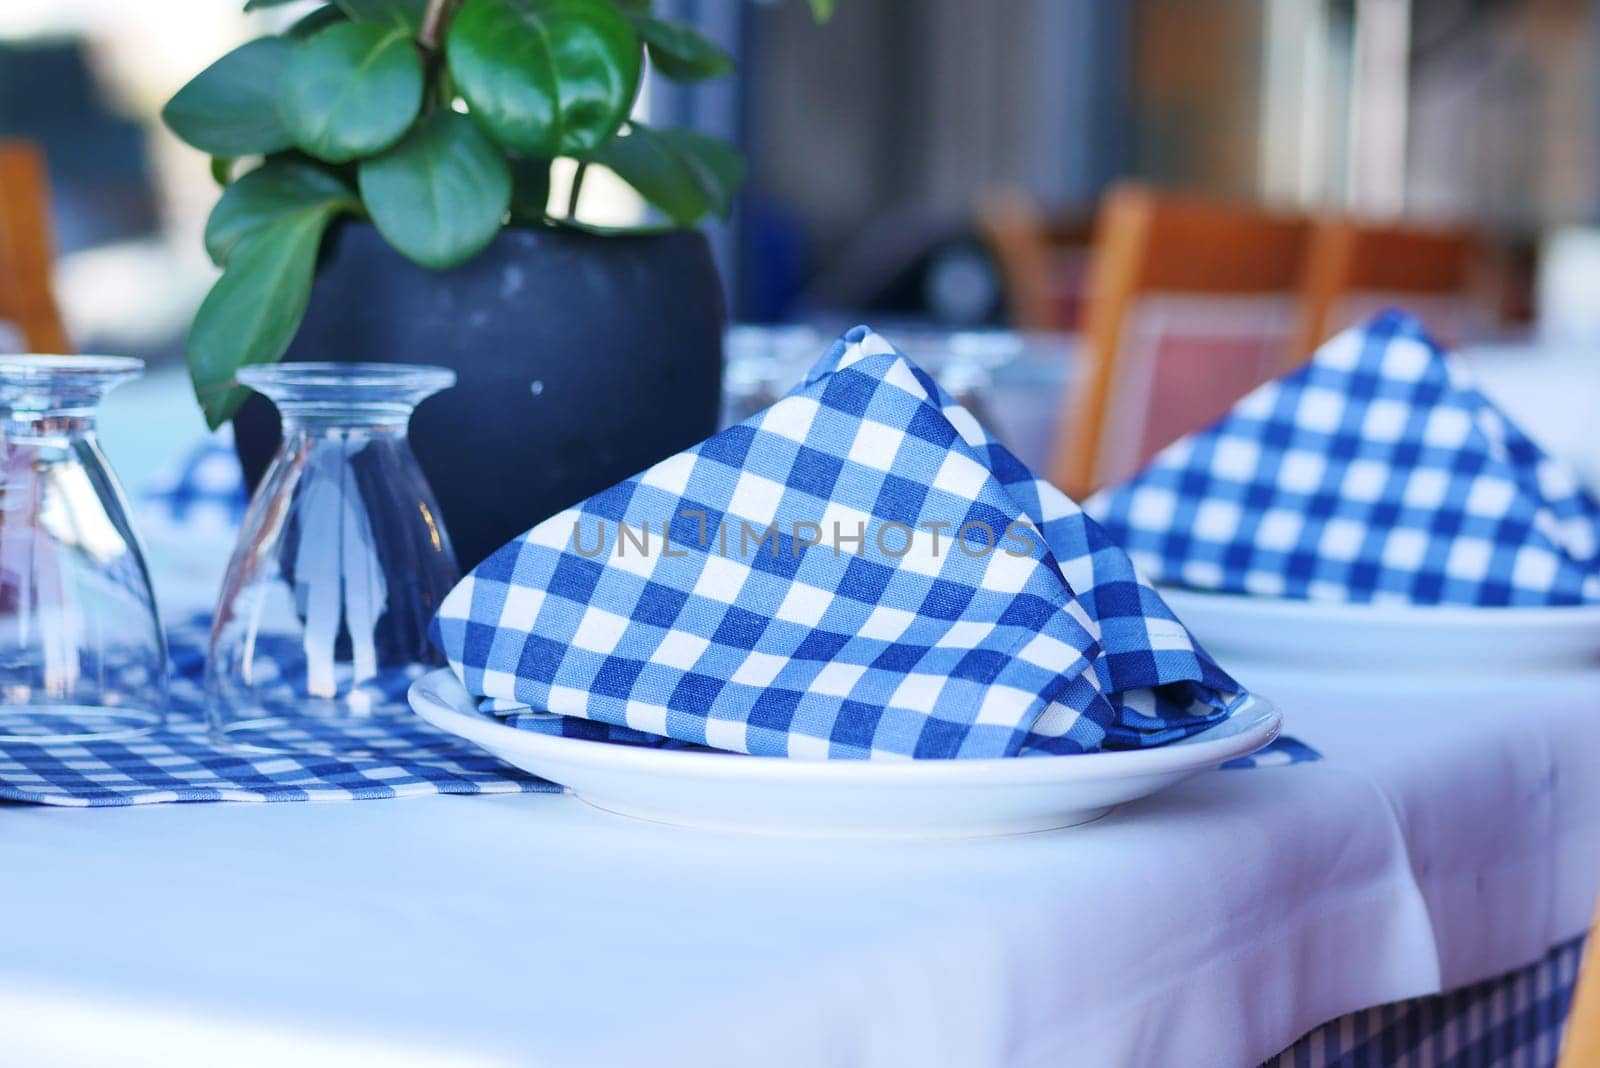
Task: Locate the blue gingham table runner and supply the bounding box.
[0,614,557,806]
[434,326,1292,761]
[1089,311,1600,605]
[0,432,556,806]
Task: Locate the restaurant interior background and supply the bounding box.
[6,0,1595,359]
[6,5,1600,1063]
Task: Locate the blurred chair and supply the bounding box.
[1559,900,1599,1067]
[1295,218,1488,357]
[1052,184,1308,497]
[977,189,1095,331]
[0,141,68,353]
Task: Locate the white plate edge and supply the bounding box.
[1158,586,1600,629]
[409,669,1282,785]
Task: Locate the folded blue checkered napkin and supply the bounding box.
[434,326,1249,760]
[0,616,555,806]
[1088,312,1600,606]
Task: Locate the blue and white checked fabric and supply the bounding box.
[434,326,1249,760]
[1089,312,1600,606]
[0,615,555,806]
[1265,935,1584,1067]
[137,425,251,537]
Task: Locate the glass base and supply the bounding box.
[0,705,163,745]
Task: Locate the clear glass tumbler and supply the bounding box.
[0,355,166,742]
[206,363,460,756]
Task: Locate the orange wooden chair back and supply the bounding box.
[978,190,1057,331]
[1051,184,1308,498]
[1295,218,1484,358]
[977,189,1095,332]
[0,141,68,354]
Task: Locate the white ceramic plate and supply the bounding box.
[408,668,1280,839]
[1160,587,1600,674]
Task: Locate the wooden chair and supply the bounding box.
[1052,184,1308,497]
[1294,218,1485,359]
[0,141,68,353]
[977,189,1095,332]
[1559,898,1600,1067]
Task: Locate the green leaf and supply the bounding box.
[628,14,733,81]
[211,157,235,187]
[204,159,357,265]
[446,0,642,157]
[188,211,332,428]
[335,0,429,31]
[287,4,349,38]
[358,110,511,268]
[243,0,302,8]
[590,122,743,226]
[278,22,423,163]
[808,0,835,21]
[162,37,295,157]
[592,129,699,226]
[655,127,743,217]
[508,155,553,222]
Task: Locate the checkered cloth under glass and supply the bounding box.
[435,326,1253,760]
[0,615,555,806]
[1088,311,1600,606]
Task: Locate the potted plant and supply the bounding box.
[163,0,832,568]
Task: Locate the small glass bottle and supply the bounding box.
[207,363,460,756]
[0,355,166,742]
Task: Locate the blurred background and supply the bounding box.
[2,0,1598,493]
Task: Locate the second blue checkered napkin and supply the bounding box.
[1087,312,1600,605]
[434,327,1247,760]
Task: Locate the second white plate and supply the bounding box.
[1160,587,1600,673]
[408,669,1280,839]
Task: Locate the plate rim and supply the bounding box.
[1157,585,1600,629]
[408,668,1282,785]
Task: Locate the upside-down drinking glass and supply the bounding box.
[206,363,460,756]
[0,355,166,743]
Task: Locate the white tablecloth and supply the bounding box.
[5,345,1595,1066]
[3,666,1595,1068]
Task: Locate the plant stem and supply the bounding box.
[567,161,589,220]
[419,0,456,111]
[419,0,453,50]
